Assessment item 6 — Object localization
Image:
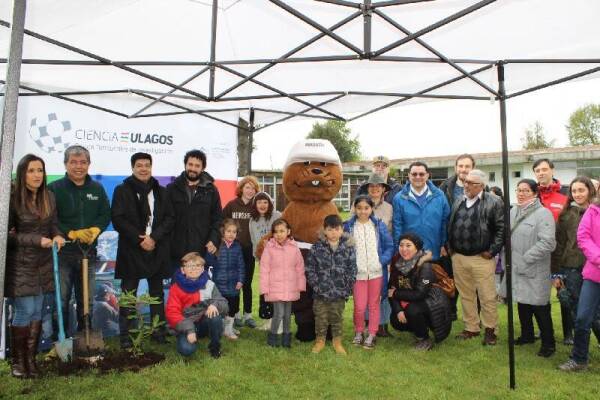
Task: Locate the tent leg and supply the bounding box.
[0,0,26,323]
[248,108,255,174]
[497,61,516,390]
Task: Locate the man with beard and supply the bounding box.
[440,154,476,208]
[166,149,223,268]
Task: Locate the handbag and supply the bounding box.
[431,263,456,298]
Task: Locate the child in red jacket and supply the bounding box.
[260,219,306,348]
[166,252,229,358]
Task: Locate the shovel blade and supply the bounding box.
[74,331,105,353]
[55,338,73,362]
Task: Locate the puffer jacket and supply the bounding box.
[448,190,505,256]
[577,204,600,283]
[388,252,451,342]
[344,214,394,297]
[5,191,62,297]
[392,180,450,260]
[260,238,306,302]
[204,240,246,297]
[306,233,357,301]
[539,179,567,221]
[551,202,586,273]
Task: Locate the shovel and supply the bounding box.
[73,241,104,353]
[52,241,73,362]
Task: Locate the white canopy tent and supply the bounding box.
[1,0,600,388]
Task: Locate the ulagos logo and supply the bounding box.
[28,113,72,153]
[74,129,174,145]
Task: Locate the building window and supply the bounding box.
[489,171,496,182]
[512,171,521,178]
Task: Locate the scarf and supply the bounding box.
[394,249,425,276]
[124,175,159,232]
[173,269,210,293]
[512,198,542,234]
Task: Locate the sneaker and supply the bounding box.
[352,332,363,346]
[537,346,556,358]
[455,330,480,340]
[209,347,222,359]
[558,359,588,372]
[482,328,497,346]
[414,337,433,351]
[563,337,574,346]
[234,318,244,328]
[244,317,257,329]
[363,334,376,350]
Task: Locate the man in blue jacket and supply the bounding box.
[392,161,450,260]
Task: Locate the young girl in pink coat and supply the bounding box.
[260,218,306,348]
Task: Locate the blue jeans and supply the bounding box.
[365,297,391,324]
[571,279,600,364]
[11,294,44,326]
[59,249,96,333]
[176,315,223,357]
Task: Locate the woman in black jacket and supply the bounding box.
[388,233,451,350]
[111,152,175,348]
[6,154,65,378]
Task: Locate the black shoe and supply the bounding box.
[515,336,535,345]
[209,347,222,359]
[267,333,281,347]
[537,346,556,358]
[282,333,292,348]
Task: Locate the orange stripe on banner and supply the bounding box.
[214,179,237,206]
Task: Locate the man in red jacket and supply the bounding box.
[533,158,567,221]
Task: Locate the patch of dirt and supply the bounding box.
[38,351,165,377]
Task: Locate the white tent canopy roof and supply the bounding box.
[1,0,599,129]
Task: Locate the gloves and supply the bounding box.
[68,227,101,244]
[88,227,101,243]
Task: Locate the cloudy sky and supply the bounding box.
[252,77,600,170]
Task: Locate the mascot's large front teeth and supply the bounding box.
[311,180,320,186]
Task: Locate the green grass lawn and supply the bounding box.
[1,275,598,400]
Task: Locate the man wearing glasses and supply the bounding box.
[392,161,450,260]
[447,170,504,345]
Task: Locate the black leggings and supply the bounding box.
[241,245,255,314]
[390,301,431,339]
[224,296,240,318]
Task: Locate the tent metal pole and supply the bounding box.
[0,0,26,324]
[372,55,495,64]
[255,93,346,131]
[363,0,372,57]
[216,11,362,99]
[506,65,600,99]
[0,20,210,102]
[372,0,496,57]
[497,61,516,390]
[374,9,498,96]
[269,0,363,55]
[216,64,346,120]
[315,0,361,8]
[348,90,490,100]
[129,66,211,118]
[248,108,255,173]
[348,63,494,121]
[0,89,129,96]
[372,0,435,7]
[209,0,219,100]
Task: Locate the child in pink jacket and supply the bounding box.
[260,218,306,348]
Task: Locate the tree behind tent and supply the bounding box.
[307,120,361,163]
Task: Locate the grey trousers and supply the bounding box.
[271,301,292,335]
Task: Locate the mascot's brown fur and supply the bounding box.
[281,161,342,244]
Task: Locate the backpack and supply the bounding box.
[431,263,456,298]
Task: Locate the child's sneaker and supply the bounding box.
[558,359,588,372]
[352,332,363,346]
[244,317,257,329]
[234,318,244,328]
[363,334,376,350]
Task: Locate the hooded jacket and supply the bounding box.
[166,171,223,259]
[392,180,450,260]
[306,233,357,301]
[538,179,567,221]
[577,204,600,284]
[260,238,306,302]
[388,252,452,342]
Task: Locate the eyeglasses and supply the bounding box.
[464,180,482,186]
[410,172,427,177]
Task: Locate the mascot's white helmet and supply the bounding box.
[283,139,341,169]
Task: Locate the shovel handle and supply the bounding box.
[82,256,91,346]
[52,242,67,342]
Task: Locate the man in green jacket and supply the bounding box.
[48,145,111,334]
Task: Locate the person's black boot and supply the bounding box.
[267,333,281,347]
[10,325,29,378]
[25,321,42,378]
[282,333,292,348]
